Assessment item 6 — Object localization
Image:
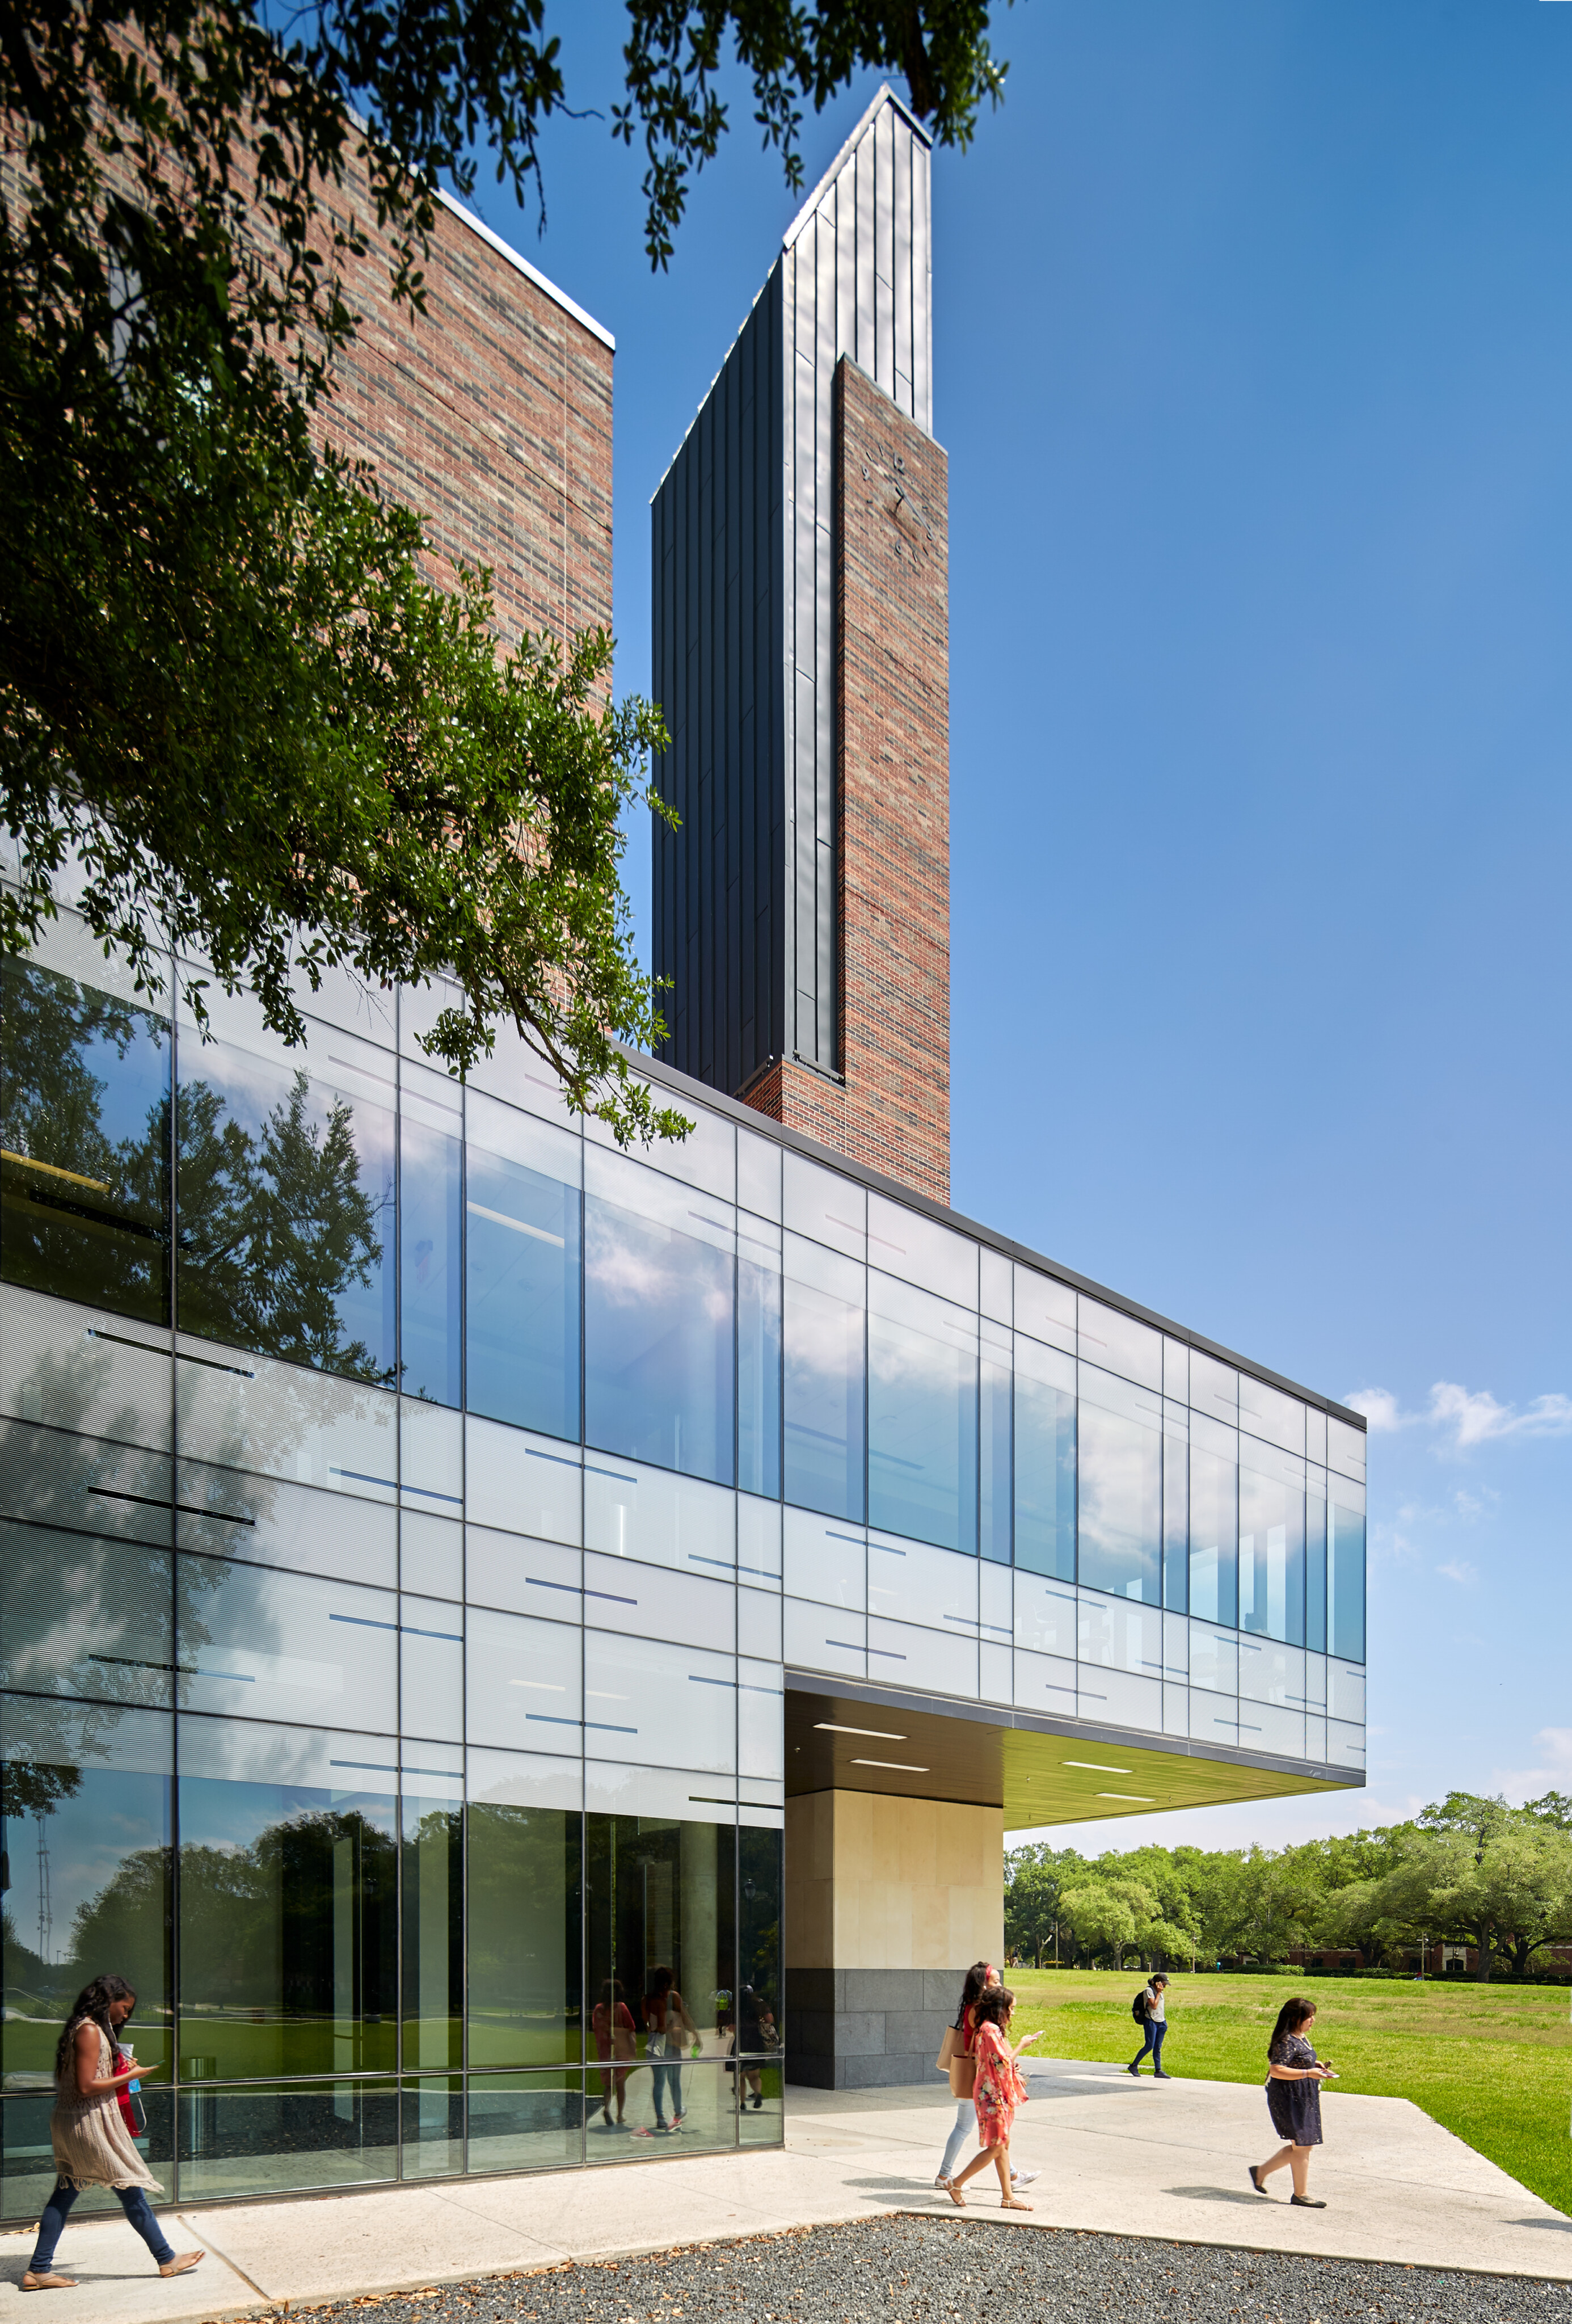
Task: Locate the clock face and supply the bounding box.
[859,451,941,570]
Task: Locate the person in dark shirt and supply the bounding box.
[1249,1997,1333,2207]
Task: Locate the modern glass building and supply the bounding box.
[0,89,1366,2214]
[0,896,1366,2205]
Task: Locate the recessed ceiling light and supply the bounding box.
[1064,1761,1132,1774]
[815,1723,906,1740]
[852,1758,929,1773]
[1097,1791,1156,1803]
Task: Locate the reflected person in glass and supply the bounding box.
[24,1974,204,2291]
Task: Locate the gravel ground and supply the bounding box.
[295,2214,1572,2324]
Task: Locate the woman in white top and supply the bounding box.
[1127,1972,1170,2078]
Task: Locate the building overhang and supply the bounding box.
[785,1672,1360,1830]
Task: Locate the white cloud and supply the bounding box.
[1435,1558,1477,1586]
[1493,1727,1572,1804]
[1345,1380,1572,1452]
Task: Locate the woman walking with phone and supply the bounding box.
[1249,1996,1333,2208]
[934,1964,1039,2192]
[943,1984,1040,2211]
[22,1974,203,2292]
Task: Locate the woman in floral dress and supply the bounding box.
[944,1984,1040,2210]
[1249,1996,1333,2207]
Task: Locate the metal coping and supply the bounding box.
[623,1044,1369,1435]
[436,188,615,351]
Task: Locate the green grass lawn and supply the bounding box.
[1004,1969,1572,2218]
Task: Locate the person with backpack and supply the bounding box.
[1127,1972,1171,2078]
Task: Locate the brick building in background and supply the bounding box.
[650,93,950,1202]
[329,189,614,649]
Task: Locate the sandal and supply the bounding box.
[159,2254,204,2278]
[1000,2196,1034,2211]
[21,2274,77,2291]
[944,2178,967,2207]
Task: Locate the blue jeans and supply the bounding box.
[650,2058,683,2125]
[1130,2019,1166,2073]
[30,2180,175,2272]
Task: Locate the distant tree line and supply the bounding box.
[1005,1791,1572,1983]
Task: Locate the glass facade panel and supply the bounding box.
[1329,1496,1367,1664]
[401,1789,462,2069]
[177,1033,397,1385]
[465,1094,580,1443]
[1237,1445,1307,1647]
[583,1633,736,1774]
[1,1522,173,1707]
[178,2079,398,2200]
[1077,1299,1161,1393]
[1,956,171,1324]
[1,1281,170,1450]
[1162,1424,1188,1613]
[867,1273,976,1553]
[1074,1369,1160,1603]
[1305,1481,1327,1654]
[782,1235,865,1523]
[401,2076,463,2177]
[176,1717,397,2081]
[177,1557,399,1732]
[737,1220,782,1502]
[466,1796,581,2069]
[400,1077,463,1408]
[584,1151,734,1485]
[0,1698,172,2090]
[1013,1336,1074,1581]
[866,1193,977,1308]
[470,2070,584,2171]
[1013,1266,1074,1354]
[1189,1436,1238,1629]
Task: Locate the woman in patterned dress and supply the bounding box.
[22,1974,204,2291]
[943,1984,1040,2210]
[1249,1996,1333,2208]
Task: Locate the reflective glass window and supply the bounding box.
[867,1274,976,1555]
[0,1698,171,2091]
[584,1812,736,2120]
[176,1337,398,1498]
[1074,1367,1160,1603]
[1238,1450,1305,1645]
[1329,1497,1366,1664]
[2,1282,171,1452]
[583,1633,736,1774]
[1305,1477,1327,1654]
[1239,1375,1305,1456]
[402,1781,462,2070]
[465,1094,580,1443]
[1077,1300,1161,1393]
[979,1328,1011,1565]
[176,1462,397,1586]
[399,1072,462,1409]
[737,1218,782,1501]
[178,2079,398,2200]
[176,1556,398,1732]
[782,1153,864,1260]
[1,957,171,1325]
[1162,1422,1188,1613]
[469,2070,584,2170]
[737,1129,781,1222]
[739,1824,783,2051]
[175,1715,397,2079]
[1014,1267,1074,1354]
[1,1521,174,1708]
[1189,1351,1237,1425]
[466,1759,583,2068]
[867,1194,977,1308]
[1189,1434,1237,1629]
[1012,1335,1074,1581]
[0,1414,171,1544]
[176,1034,396,1385]
[584,1150,734,1486]
[782,1235,865,1523]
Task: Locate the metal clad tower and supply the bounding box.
[651,87,935,1115]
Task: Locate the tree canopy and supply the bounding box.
[1,2,1006,1139]
[1005,1793,1572,1982]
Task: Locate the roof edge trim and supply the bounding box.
[437,189,615,350]
[782,82,934,252]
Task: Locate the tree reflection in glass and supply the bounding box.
[176,1040,395,1384]
[0,958,171,1323]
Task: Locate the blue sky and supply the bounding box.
[453,1,1572,1853]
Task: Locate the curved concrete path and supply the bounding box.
[0,2064,1564,2322]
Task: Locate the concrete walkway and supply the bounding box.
[1,2064,1566,2322]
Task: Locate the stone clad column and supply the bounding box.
[783,1791,1002,2088]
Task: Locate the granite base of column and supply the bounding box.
[784,1968,968,2091]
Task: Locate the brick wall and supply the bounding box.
[740,356,950,1205]
[325,193,613,652]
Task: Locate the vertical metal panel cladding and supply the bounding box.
[650,86,932,1099]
